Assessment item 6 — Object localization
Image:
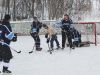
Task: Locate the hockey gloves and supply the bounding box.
[12,33,17,42]
[45,33,48,38]
[46,38,50,43]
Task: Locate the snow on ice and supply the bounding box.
[0,35,100,75]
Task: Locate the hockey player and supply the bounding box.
[43,24,60,51]
[71,28,81,47]
[60,14,74,49]
[71,28,90,47]
[0,14,17,73]
[73,28,91,47]
[30,17,42,51]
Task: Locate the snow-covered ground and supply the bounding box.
[0,35,100,75]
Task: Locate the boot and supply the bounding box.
[36,47,42,51]
[48,48,54,52]
[56,46,61,50]
[72,47,75,49]
[3,66,12,73]
[61,47,65,50]
[70,45,75,50]
[51,48,54,51]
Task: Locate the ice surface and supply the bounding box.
[0,35,100,75]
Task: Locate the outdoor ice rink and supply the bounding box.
[0,35,100,75]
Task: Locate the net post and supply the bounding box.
[94,22,97,46]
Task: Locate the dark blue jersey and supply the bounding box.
[61,19,73,31]
[31,21,42,33]
[0,21,14,45]
[2,21,12,32]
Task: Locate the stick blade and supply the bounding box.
[29,51,33,54]
[17,51,21,53]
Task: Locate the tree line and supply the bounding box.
[0,0,92,21]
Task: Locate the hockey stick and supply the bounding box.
[47,43,52,54]
[4,44,22,53]
[0,42,21,53]
[29,34,42,54]
[10,47,21,53]
[29,43,35,54]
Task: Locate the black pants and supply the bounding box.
[62,30,73,48]
[30,33,40,49]
[50,34,60,48]
[62,31,67,48]
[0,58,10,64]
[67,31,73,48]
[0,44,12,61]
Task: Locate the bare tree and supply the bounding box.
[47,0,64,19]
[0,0,92,20]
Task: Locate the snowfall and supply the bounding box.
[0,35,100,75]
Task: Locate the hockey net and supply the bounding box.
[73,22,97,46]
[10,21,97,46]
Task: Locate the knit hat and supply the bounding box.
[4,14,11,20]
